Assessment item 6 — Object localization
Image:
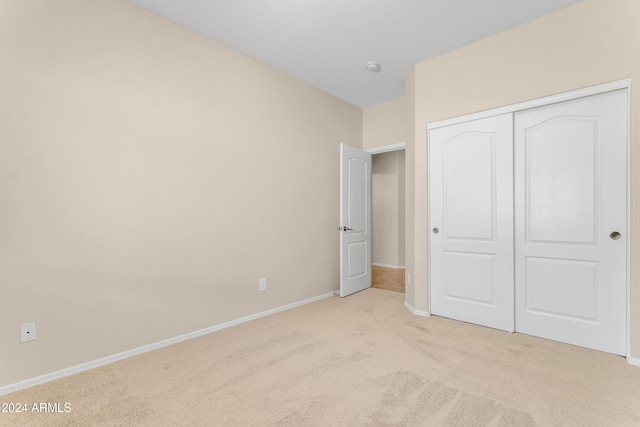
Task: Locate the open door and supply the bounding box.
[340,143,372,297]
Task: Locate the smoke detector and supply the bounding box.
[366,61,381,72]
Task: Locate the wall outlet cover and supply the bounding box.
[20,322,36,343]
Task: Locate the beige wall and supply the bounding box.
[404,70,417,306]
[363,97,407,150]
[363,95,409,284]
[0,0,362,387]
[372,151,405,268]
[406,0,640,357]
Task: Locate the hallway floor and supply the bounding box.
[372,266,404,293]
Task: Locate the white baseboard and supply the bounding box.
[0,291,336,397]
[627,355,640,367]
[372,263,405,269]
[404,301,430,317]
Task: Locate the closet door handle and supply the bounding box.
[433,227,439,234]
[610,231,621,240]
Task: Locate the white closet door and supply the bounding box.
[429,113,514,332]
[514,90,627,355]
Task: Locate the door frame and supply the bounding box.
[366,142,406,155]
[366,143,407,271]
[426,78,631,361]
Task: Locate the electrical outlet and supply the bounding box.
[259,278,267,291]
[20,322,36,343]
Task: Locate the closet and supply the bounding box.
[428,88,627,355]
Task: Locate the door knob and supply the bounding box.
[338,226,353,231]
[610,231,621,240]
[433,227,439,234]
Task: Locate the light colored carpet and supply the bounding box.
[2,288,640,426]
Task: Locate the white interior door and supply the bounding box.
[514,90,628,355]
[429,114,515,331]
[340,143,372,297]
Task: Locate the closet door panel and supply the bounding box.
[514,89,627,355]
[443,133,495,241]
[526,119,597,244]
[429,113,514,332]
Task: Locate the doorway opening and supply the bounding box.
[370,147,405,293]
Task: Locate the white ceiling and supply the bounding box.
[130,0,581,108]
